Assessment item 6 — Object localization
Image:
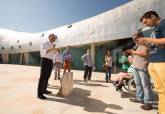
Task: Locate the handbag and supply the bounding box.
[103,62,109,71]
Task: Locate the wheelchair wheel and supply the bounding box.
[128,77,136,97]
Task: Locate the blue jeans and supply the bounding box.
[105,67,112,82]
[133,68,154,103]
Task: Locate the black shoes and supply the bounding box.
[130,99,153,110]
[130,98,144,104]
[44,90,52,94]
[37,94,47,100]
[37,90,52,100]
[141,103,153,110]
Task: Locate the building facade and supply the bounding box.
[0,0,164,72]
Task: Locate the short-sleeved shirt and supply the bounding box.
[133,45,149,70]
[62,50,72,62]
[149,19,165,62]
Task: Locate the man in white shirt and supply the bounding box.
[81,49,94,82]
[37,34,57,100]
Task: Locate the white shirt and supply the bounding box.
[40,41,55,60]
[54,52,62,63]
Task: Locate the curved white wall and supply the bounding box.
[0,0,165,54]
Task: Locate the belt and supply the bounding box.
[42,57,53,61]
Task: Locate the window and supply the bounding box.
[19,45,21,48]
[1,47,4,50]
[11,46,14,49]
[17,40,19,43]
[67,24,72,28]
[41,33,44,37]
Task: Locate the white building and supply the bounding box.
[0,0,164,72]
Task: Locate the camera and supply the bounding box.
[132,30,144,40]
[122,40,136,51]
[122,30,144,51]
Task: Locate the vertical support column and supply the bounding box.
[20,53,23,64]
[91,43,95,66]
[2,54,9,64]
[24,52,29,65]
[20,53,29,65]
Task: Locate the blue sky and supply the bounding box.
[0,0,130,32]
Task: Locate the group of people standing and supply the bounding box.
[81,49,113,83]
[53,46,72,80]
[37,10,165,114]
[37,34,72,100]
[81,10,165,114]
[133,11,165,114]
[37,38,113,99]
[117,11,165,114]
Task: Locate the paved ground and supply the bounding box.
[0,64,157,114]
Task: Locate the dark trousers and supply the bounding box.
[105,67,112,82]
[84,65,92,80]
[37,57,53,95]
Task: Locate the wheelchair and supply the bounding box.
[114,73,136,97]
[116,73,156,98]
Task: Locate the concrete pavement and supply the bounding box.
[0,64,157,114]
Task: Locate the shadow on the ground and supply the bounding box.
[74,79,106,83]
[47,85,60,89]
[75,83,109,87]
[90,80,108,83]
[119,92,158,110]
[120,91,134,98]
[47,88,123,114]
[74,80,109,87]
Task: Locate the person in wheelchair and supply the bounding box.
[112,64,134,92]
[111,50,134,92]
